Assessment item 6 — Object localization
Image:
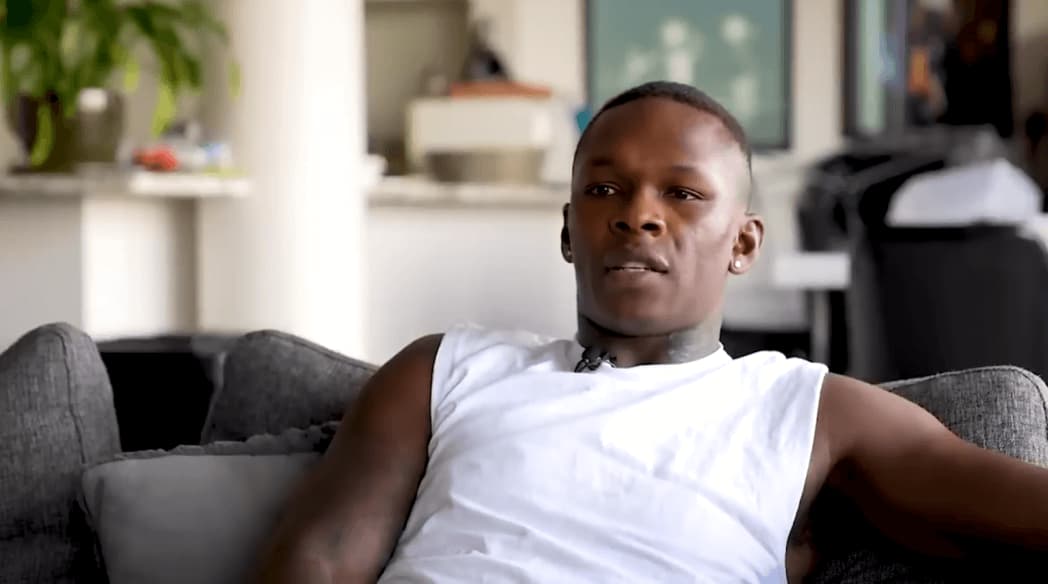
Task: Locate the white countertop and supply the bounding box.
[0,170,250,199]
[369,175,567,209]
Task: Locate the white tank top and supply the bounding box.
[379,324,827,584]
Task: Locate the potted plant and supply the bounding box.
[0,0,239,172]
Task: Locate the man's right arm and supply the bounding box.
[251,334,442,584]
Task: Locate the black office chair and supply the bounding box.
[846,224,1048,383]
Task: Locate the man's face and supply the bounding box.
[564,97,761,336]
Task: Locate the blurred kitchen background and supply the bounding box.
[2,0,1048,407]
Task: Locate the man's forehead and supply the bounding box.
[576,100,740,165]
[576,110,744,185]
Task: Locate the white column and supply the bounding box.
[197,0,367,357]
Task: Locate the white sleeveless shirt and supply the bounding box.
[378,325,828,583]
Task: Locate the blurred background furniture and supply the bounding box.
[791,126,1022,374]
[847,224,1048,383]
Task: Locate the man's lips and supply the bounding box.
[606,265,662,273]
[603,250,670,273]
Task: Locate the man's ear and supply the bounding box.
[728,213,764,274]
[561,203,573,263]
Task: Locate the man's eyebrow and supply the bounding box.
[668,163,703,174]
[584,156,615,168]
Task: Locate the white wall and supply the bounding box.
[366,0,469,151]
[0,198,83,349]
[81,197,196,339]
[0,194,202,349]
[1013,0,1048,119]
[366,205,575,362]
[789,0,844,160]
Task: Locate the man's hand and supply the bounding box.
[820,373,1048,556]
[250,334,442,584]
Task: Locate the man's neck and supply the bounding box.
[575,314,723,367]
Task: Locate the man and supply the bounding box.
[253,82,1048,583]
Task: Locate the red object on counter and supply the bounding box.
[133,146,179,172]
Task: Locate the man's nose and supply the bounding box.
[610,191,667,237]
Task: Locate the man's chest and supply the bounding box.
[428,376,812,539]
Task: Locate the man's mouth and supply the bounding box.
[603,252,670,274]
[607,264,662,273]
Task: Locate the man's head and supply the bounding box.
[562,81,764,338]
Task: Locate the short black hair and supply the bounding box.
[574,81,753,201]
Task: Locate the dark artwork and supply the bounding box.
[907,0,1013,135]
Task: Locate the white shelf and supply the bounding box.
[370,175,566,209]
[0,170,250,199]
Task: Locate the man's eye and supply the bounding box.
[668,188,701,200]
[586,184,617,197]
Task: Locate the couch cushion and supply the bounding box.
[0,323,121,583]
[201,330,376,443]
[812,365,1048,583]
[80,424,337,584]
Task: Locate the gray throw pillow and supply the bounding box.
[80,424,337,584]
[0,322,120,583]
[201,330,376,443]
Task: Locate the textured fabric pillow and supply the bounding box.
[811,366,1048,583]
[0,323,120,583]
[201,330,376,443]
[80,424,337,584]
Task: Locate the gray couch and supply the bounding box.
[2,322,1047,583]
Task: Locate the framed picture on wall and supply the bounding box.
[585,0,792,150]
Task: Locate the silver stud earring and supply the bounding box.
[732,259,742,270]
[565,250,573,261]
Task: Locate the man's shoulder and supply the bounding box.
[438,324,571,361]
[727,350,829,392]
[380,326,571,388]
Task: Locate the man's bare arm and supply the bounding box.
[251,334,442,584]
[821,373,1048,555]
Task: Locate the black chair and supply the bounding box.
[795,152,947,373]
[846,224,1048,383]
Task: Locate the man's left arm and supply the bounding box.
[819,373,1048,554]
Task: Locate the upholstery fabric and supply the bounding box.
[0,323,120,583]
[201,330,375,443]
[81,424,336,584]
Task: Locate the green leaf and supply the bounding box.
[0,46,13,104]
[59,17,79,65]
[151,78,175,136]
[4,0,39,31]
[9,43,32,73]
[121,50,140,92]
[28,101,52,167]
[182,53,201,89]
[180,0,229,43]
